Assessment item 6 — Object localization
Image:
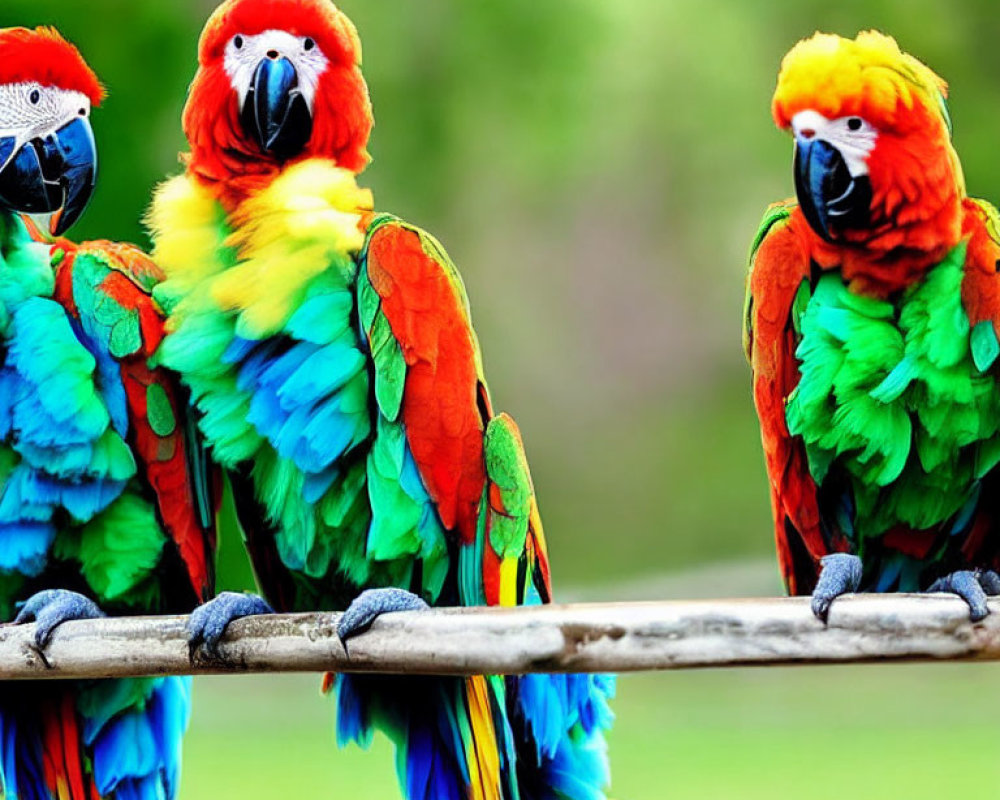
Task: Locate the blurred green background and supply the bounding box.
[4,0,1000,797]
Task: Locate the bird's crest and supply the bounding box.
[197,0,362,68]
[772,31,950,134]
[0,27,104,106]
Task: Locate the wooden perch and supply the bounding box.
[2,594,1000,680]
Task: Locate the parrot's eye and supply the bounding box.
[303,37,315,51]
[234,35,244,50]
[29,89,40,105]
[847,117,863,131]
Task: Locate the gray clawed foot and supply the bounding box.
[978,570,1000,596]
[810,553,863,623]
[337,588,429,649]
[186,591,274,661]
[12,589,105,650]
[928,570,1000,622]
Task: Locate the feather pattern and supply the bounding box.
[747,198,1000,593]
[150,160,613,800]
[0,210,215,799]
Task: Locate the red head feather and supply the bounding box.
[183,0,373,208]
[0,27,104,106]
[771,32,964,289]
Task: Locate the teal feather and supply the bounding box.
[0,206,206,800]
[971,320,1000,372]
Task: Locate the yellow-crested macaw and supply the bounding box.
[746,31,1000,620]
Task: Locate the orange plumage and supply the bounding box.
[748,31,1000,595]
[772,31,964,295]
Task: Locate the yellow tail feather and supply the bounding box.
[464,676,502,800]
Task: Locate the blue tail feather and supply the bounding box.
[336,675,479,800]
[0,696,46,800]
[511,673,615,800]
[0,677,190,800]
[335,669,614,800]
[92,698,160,795]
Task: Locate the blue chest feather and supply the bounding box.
[0,258,135,578]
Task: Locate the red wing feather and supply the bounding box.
[960,199,1000,333]
[365,223,487,544]
[748,209,840,593]
[54,242,219,602]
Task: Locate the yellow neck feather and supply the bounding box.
[148,160,373,337]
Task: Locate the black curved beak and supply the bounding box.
[794,137,872,243]
[0,116,97,236]
[240,55,313,160]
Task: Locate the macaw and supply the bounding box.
[146,1,614,798]
[0,27,217,799]
[745,30,1000,621]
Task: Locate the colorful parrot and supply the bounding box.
[146,1,614,798]
[745,30,1000,621]
[0,27,217,799]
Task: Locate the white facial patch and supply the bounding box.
[224,30,330,112]
[792,110,879,177]
[0,83,91,169]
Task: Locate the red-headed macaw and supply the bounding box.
[0,26,217,799]
[746,31,1000,620]
[147,1,614,799]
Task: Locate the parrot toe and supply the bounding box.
[975,569,1000,596]
[927,570,997,622]
[337,588,430,647]
[12,589,105,649]
[186,591,274,661]
[810,553,863,623]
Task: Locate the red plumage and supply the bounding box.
[198,0,361,65]
[40,693,89,800]
[747,208,835,593]
[120,356,216,602]
[366,223,487,544]
[0,27,104,105]
[482,543,502,605]
[184,0,372,209]
[961,198,1000,332]
[51,242,218,603]
[749,198,1000,593]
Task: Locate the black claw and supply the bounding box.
[929,571,990,622]
[337,588,430,647]
[12,590,105,649]
[810,553,863,623]
[186,592,274,661]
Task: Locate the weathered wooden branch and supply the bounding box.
[1,594,999,680]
